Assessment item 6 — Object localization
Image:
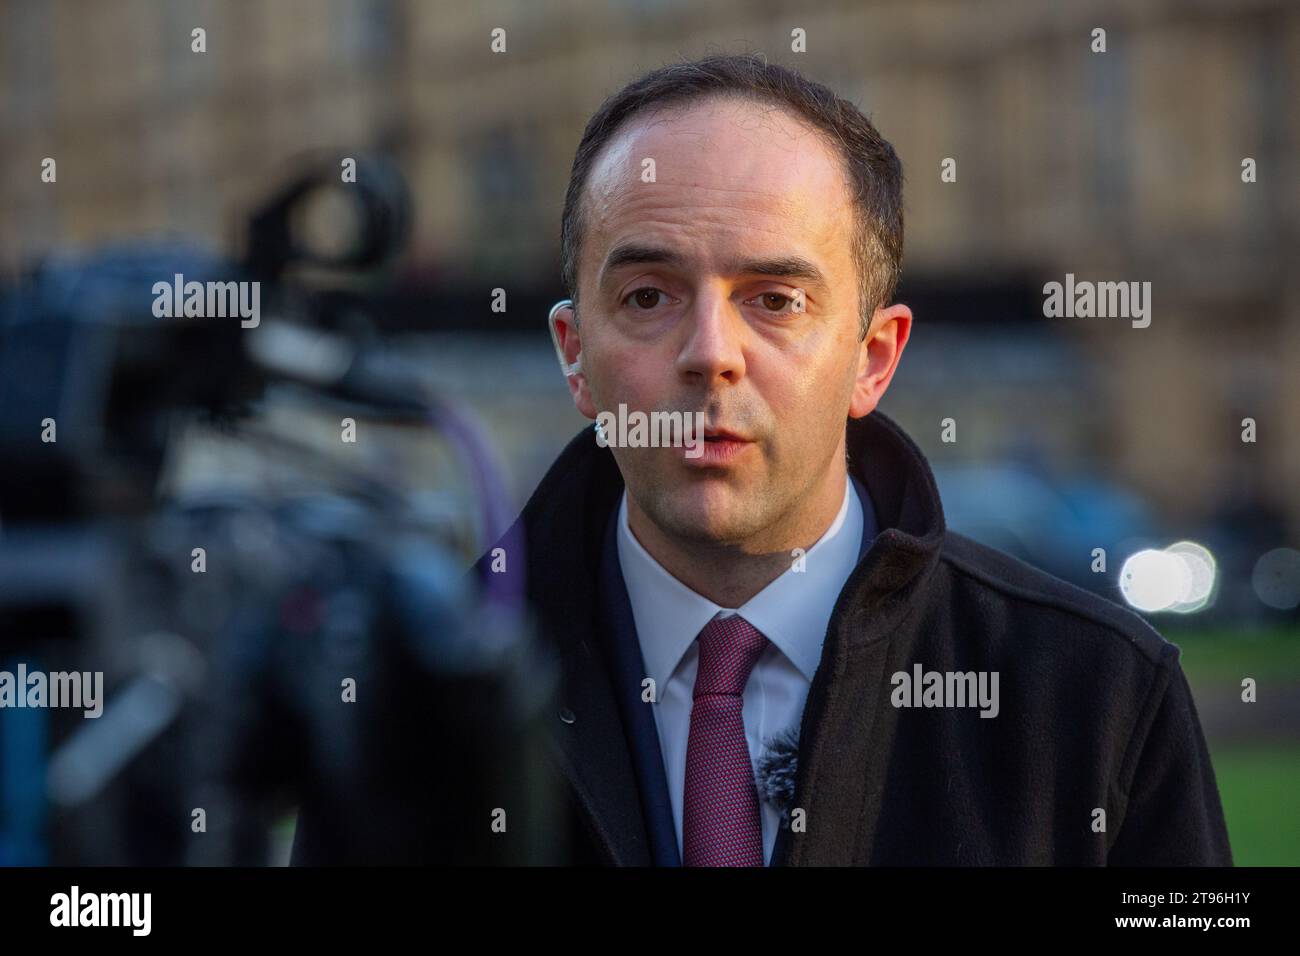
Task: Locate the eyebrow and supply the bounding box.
[598,242,829,291]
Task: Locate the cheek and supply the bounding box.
[591,344,663,405]
[761,349,856,433]
[757,352,828,414]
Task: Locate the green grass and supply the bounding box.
[1208,745,1300,866]
[1158,627,1299,865]
[1162,626,1300,684]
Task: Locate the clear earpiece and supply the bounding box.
[547,298,582,377]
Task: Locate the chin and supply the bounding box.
[650,482,760,544]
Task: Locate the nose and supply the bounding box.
[675,285,746,386]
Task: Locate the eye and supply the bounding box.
[750,291,802,314]
[623,287,668,310]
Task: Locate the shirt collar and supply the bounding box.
[617,472,866,691]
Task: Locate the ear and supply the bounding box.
[848,303,912,419]
[549,300,597,419]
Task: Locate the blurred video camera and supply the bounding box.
[0,155,560,865]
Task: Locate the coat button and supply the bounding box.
[558,707,576,724]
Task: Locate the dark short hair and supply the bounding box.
[560,52,904,340]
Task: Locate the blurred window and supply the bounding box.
[335,0,396,63]
[5,0,50,128]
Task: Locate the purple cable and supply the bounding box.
[423,394,527,618]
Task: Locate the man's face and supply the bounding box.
[565,95,889,550]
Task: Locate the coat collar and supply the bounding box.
[487,409,948,864]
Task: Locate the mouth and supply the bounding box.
[702,428,753,443]
[685,427,755,466]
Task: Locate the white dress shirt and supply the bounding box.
[616,471,868,865]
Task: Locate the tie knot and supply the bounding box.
[694,615,769,698]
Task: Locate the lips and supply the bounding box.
[702,428,752,443]
[685,429,753,465]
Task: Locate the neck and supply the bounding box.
[626,462,849,608]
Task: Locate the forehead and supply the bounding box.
[582,95,855,281]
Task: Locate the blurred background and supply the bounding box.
[1,0,1297,864]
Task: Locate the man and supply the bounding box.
[292,53,1233,867]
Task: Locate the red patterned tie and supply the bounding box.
[682,614,770,866]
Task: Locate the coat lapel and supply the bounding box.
[771,417,946,865]
[597,504,682,865]
[770,472,881,865]
[476,424,651,865]
[545,630,653,865]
